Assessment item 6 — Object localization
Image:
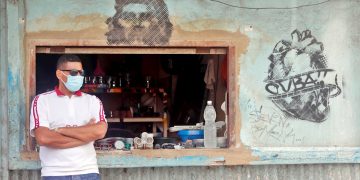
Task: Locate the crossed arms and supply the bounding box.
[34,119,107,149]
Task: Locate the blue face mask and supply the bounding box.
[60,71,84,92]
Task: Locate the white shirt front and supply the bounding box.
[30,87,106,176]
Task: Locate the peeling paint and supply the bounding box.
[27,13,109,32]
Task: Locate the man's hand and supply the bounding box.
[57,119,107,142]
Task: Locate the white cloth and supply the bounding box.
[204,59,216,90]
[30,87,106,176]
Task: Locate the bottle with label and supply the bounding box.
[204,100,217,148]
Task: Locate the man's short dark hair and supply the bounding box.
[56,54,82,69]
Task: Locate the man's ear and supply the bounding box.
[56,70,64,81]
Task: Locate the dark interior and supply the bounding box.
[36,53,227,137]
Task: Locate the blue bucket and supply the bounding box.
[177,129,204,142]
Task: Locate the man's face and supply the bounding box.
[106,0,173,45]
[116,3,157,43]
[56,62,83,83]
[117,3,154,29]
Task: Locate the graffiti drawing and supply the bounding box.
[105,0,173,46]
[246,99,304,145]
[265,30,341,123]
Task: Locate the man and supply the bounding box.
[30,54,107,180]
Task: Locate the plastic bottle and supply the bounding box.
[204,101,217,148]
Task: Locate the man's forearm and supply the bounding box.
[35,127,88,149]
[57,122,107,142]
[46,135,88,149]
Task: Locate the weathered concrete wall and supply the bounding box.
[2,0,360,179]
[24,0,360,147]
[239,1,360,147]
[0,0,9,179]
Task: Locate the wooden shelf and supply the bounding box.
[107,117,163,123]
[107,116,168,137]
[82,87,166,95]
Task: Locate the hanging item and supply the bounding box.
[93,55,106,76]
[203,59,216,90]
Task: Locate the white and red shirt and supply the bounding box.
[30,87,106,176]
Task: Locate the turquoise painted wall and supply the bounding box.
[25,0,360,146]
[3,0,360,172]
[238,1,360,147]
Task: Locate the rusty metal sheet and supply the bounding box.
[9,165,360,180]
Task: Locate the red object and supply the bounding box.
[32,95,40,128]
[93,57,106,76]
[221,55,228,85]
[55,86,82,96]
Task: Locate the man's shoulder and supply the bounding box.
[35,90,56,99]
[80,92,100,101]
[80,92,94,98]
[80,92,103,104]
[31,90,56,105]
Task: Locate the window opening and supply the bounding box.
[31,49,229,151]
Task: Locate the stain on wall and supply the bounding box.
[265,29,341,122]
[105,0,173,45]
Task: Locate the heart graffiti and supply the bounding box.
[265,29,341,123]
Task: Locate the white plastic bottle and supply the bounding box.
[204,101,217,148]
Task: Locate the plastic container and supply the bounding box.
[153,137,177,146]
[217,137,227,148]
[193,139,204,148]
[204,101,217,148]
[177,129,204,142]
